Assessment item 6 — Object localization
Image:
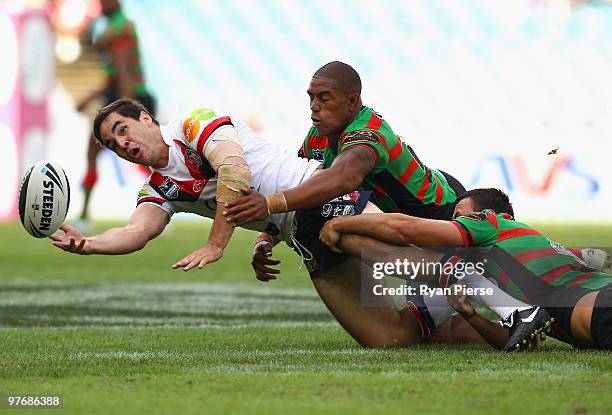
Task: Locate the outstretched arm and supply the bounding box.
[223,146,375,226]
[50,203,169,255]
[320,213,465,252]
[172,126,251,271]
[283,146,375,210]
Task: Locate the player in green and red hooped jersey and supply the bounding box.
[223,61,464,225]
[75,0,155,229]
[319,188,612,351]
[222,62,496,348]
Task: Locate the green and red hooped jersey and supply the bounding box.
[98,10,148,96]
[452,210,612,327]
[299,106,458,218]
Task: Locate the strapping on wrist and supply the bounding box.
[254,233,274,247]
[265,192,288,215]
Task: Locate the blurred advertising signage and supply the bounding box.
[470,154,599,198]
[467,151,611,221]
[0,8,54,220]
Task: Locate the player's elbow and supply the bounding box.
[127,227,156,253]
[121,235,147,254]
[133,236,149,252]
[329,169,363,195]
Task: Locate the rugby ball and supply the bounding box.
[18,160,70,238]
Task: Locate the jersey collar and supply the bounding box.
[159,122,175,146]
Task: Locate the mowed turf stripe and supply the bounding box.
[0,282,333,328]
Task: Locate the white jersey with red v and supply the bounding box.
[137,109,321,242]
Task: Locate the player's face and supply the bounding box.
[308,76,358,136]
[452,197,477,219]
[98,111,159,166]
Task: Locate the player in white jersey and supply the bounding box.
[51,98,513,349]
[135,107,319,247]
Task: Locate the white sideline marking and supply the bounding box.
[69,348,382,360]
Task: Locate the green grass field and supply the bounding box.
[1,221,611,414]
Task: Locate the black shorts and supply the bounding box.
[395,170,465,220]
[292,191,371,278]
[591,285,612,349]
[440,170,466,197]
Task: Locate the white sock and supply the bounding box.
[407,292,455,328]
[422,292,455,326]
[459,268,532,320]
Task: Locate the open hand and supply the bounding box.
[49,224,89,254]
[172,244,223,272]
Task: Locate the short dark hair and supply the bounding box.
[93,98,158,141]
[456,188,514,217]
[314,61,362,95]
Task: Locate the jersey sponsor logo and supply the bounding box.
[192,180,205,193]
[312,148,325,161]
[327,191,360,204]
[321,204,356,218]
[321,192,359,217]
[185,147,202,169]
[341,130,382,145]
[342,191,360,203]
[304,256,319,273]
[182,108,216,144]
[158,177,180,200]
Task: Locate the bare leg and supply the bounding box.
[80,134,101,220]
[313,257,421,348]
[335,234,499,346]
[313,257,492,347]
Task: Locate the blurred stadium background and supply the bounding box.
[1,0,612,223]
